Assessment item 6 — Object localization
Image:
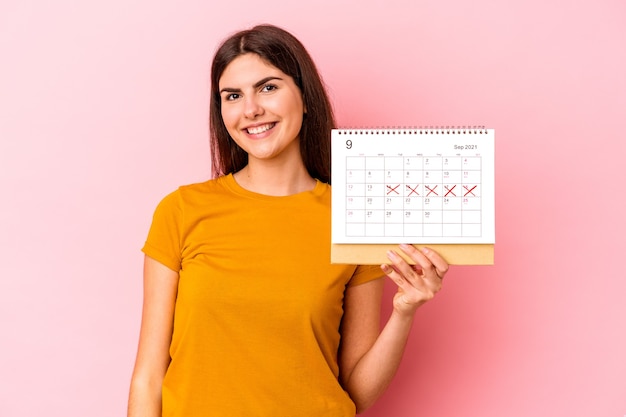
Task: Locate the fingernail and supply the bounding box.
[399,244,411,250]
[387,250,398,260]
[421,247,430,254]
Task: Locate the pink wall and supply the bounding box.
[1,1,624,416]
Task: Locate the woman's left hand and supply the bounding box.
[381,244,449,315]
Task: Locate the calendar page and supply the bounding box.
[331,128,495,245]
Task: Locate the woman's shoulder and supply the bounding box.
[153,176,229,208]
[177,176,225,192]
[171,175,232,202]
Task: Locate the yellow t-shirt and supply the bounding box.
[142,174,383,417]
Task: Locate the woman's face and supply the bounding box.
[219,53,305,165]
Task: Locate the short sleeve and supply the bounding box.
[141,190,183,272]
[347,264,384,287]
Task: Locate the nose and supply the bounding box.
[243,95,263,119]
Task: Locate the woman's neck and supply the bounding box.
[233,160,316,196]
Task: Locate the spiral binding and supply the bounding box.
[335,126,488,135]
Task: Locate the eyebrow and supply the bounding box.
[219,76,284,94]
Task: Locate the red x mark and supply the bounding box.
[386,184,400,195]
[405,185,419,196]
[425,185,438,196]
[444,185,457,197]
[463,185,477,196]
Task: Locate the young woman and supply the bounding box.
[128,24,448,417]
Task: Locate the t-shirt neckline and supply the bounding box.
[220,173,326,201]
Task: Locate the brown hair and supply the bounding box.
[209,24,335,183]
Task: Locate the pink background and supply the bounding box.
[1,0,625,416]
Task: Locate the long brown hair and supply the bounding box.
[209,24,335,183]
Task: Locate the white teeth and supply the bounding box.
[247,123,274,134]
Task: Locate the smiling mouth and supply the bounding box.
[246,123,275,135]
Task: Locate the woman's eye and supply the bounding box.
[261,84,277,92]
[224,93,240,101]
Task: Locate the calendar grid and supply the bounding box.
[344,155,482,238]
